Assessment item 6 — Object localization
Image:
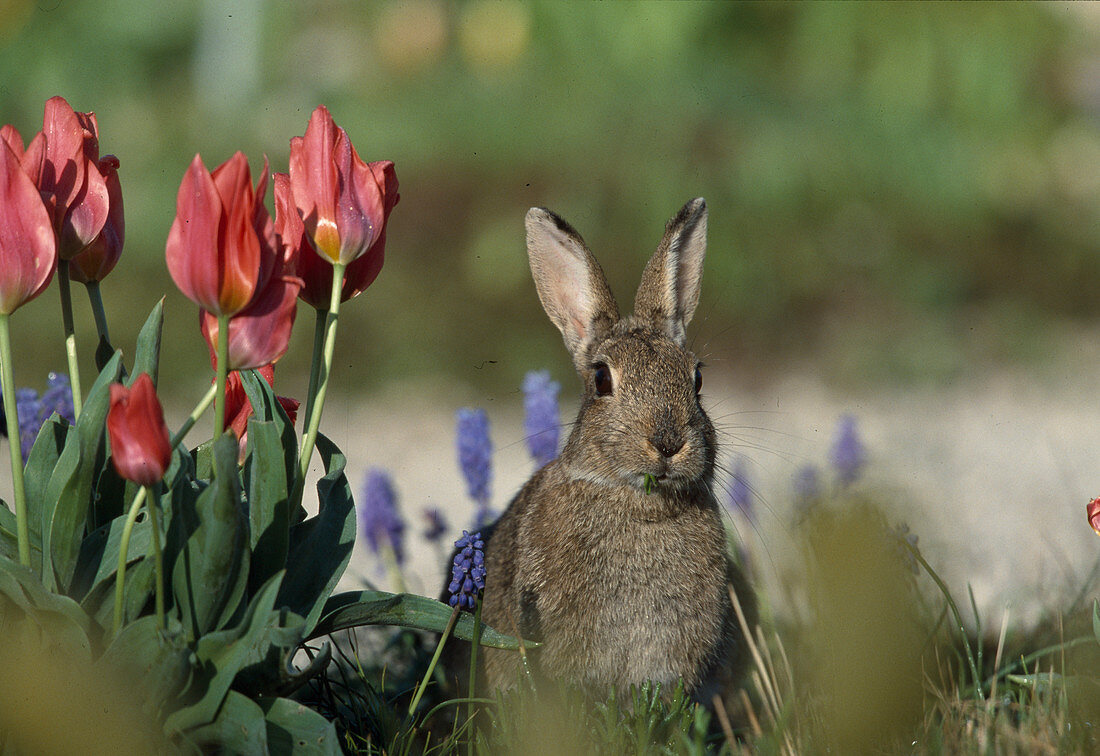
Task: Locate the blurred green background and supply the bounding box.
[2,1,1099,404]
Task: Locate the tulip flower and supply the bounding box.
[274,167,398,309]
[287,105,395,266]
[198,270,301,371]
[0,132,56,316]
[107,373,171,487]
[0,126,57,566]
[222,366,300,462]
[1088,497,1100,537]
[165,152,274,317]
[69,155,124,284]
[36,96,111,261]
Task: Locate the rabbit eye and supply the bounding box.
[593,363,613,396]
[694,366,703,394]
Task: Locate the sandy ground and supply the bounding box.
[4,340,1099,634]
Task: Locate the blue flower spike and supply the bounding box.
[448,530,486,610]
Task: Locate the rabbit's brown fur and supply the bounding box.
[475,199,755,701]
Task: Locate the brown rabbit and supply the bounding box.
[476,198,756,702]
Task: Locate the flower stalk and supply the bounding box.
[213,313,229,438]
[84,280,111,346]
[0,313,30,566]
[295,261,346,498]
[57,264,83,419]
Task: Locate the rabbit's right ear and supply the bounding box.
[526,208,619,366]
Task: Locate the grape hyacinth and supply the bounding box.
[0,373,76,458]
[830,414,866,486]
[726,455,753,523]
[448,530,486,610]
[456,407,494,527]
[522,370,560,467]
[422,506,448,543]
[359,467,405,566]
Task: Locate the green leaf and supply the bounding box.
[94,614,193,718]
[172,433,249,639]
[0,554,94,659]
[308,590,534,650]
[21,415,69,570]
[184,690,269,755]
[164,572,301,734]
[72,509,150,606]
[1093,599,1100,648]
[130,298,165,387]
[42,350,124,592]
[260,696,341,755]
[0,501,17,561]
[277,433,355,635]
[240,368,299,595]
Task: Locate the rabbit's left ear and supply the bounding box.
[633,198,707,345]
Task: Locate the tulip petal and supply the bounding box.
[0,138,57,315]
[201,273,302,371]
[107,373,172,487]
[69,155,124,284]
[41,97,109,258]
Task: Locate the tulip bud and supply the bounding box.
[107,373,171,487]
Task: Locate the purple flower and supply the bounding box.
[522,370,560,467]
[359,468,405,565]
[422,506,448,543]
[830,414,866,486]
[793,464,820,501]
[456,408,492,506]
[726,455,753,523]
[448,530,486,610]
[0,373,75,459]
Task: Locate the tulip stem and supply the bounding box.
[213,314,230,439]
[0,314,30,567]
[84,280,111,346]
[113,485,148,635]
[301,308,326,437]
[172,382,218,450]
[57,264,83,419]
[144,485,166,631]
[295,262,346,501]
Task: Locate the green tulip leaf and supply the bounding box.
[130,298,165,388]
[259,696,341,755]
[0,501,18,561]
[94,614,193,718]
[308,590,536,650]
[72,509,150,606]
[172,433,249,639]
[164,571,300,734]
[239,369,298,594]
[183,690,269,756]
[42,350,123,592]
[277,433,355,635]
[0,554,94,659]
[22,415,69,568]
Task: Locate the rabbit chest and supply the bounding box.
[505,485,734,694]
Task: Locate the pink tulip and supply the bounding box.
[34,97,111,260]
[222,365,300,460]
[69,155,124,283]
[1089,497,1100,537]
[275,165,398,309]
[199,269,302,371]
[107,373,172,487]
[165,152,275,317]
[0,130,57,315]
[287,105,396,266]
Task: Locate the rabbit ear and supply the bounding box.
[527,207,620,364]
[633,198,707,345]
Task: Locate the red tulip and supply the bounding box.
[34,96,111,260]
[222,365,300,460]
[287,105,396,266]
[1089,497,1100,537]
[275,166,397,309]
[69,155,124,283]
[166,152,275,317]
[0,130,57,315]
[107,373,172,487]
[199,268,302,371]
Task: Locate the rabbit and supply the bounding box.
[472,197,756,703]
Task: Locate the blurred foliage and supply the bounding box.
[2,1,1099,400]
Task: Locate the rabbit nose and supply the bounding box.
[651,434,684,459]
